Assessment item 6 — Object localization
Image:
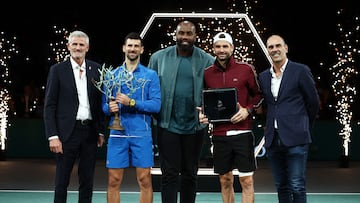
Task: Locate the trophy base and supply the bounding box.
[108,124,125,131]
[109,113,124,130]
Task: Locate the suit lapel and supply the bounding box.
[265,70,273,100]
[85,61,95,100]
[64,60,77,92]
[277,62,291,100]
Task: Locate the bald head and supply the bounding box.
[266,35,286,48]
[176,20,196,33]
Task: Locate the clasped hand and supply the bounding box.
[109,92,131,113]
[197,103,249,124]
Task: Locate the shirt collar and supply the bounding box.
[70,57,86,71]
[270,59,288,77]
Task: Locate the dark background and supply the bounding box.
[0,0,359,120]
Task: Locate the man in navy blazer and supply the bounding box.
[258,35,320,203]
[44,30,105,203]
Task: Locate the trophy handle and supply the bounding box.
[108,96,124,130]
[109,112,124,130]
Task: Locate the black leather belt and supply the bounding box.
[76,119,92,126]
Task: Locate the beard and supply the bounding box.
[217,57,227,62]
[216,53,231,62]
[176,40,194,52]
[126,53,139,61]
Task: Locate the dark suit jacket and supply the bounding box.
[258,60,320,148]
[44,59,105,142]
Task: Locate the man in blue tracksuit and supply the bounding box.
[102,32,161,203]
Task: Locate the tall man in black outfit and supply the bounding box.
[148,20,215,203]
[44,30,105,203]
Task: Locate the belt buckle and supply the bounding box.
[81,120,89,125]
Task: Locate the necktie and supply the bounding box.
[79,67,84,79]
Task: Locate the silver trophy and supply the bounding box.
[92,64,124,130]
[92,64,147,130]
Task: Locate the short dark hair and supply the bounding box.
[124,32,143,46]
[176,20,196,34]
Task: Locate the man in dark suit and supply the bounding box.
[258,35,320,203]
[44,30,105,203]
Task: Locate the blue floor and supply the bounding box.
[1,190,360,203]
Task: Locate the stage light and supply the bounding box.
[328,9,359,167]
[0,32,18,152]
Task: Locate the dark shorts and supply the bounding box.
[212,132,256,175]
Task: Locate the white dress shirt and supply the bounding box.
[270,59,288,129]
[70,58,92,121]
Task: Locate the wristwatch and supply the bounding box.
[129,99,136,107]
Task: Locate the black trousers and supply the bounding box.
[54,122,97,203]
[157,128,205,203]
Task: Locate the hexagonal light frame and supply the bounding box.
[141,13,268,174]
[140,12,272,64]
